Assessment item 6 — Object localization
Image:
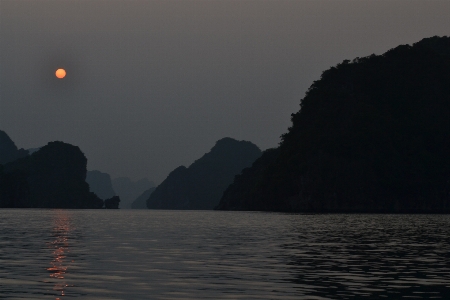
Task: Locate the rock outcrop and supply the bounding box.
[1,141,103,208]
[105,196,121,209]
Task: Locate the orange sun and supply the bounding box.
[55,69,66,79]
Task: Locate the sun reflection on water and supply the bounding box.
[46,210,72,298]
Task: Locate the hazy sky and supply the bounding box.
[1,0,449,183]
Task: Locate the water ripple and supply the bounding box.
[0,210,449,299]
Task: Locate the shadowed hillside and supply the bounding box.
[0,141,103,208]
[131,187,156,209]
[112,177,154,209]
[0,130,28,164]
[147,137,261,210]
[217,36,450,213]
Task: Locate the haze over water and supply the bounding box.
[1,210,449,299]
[2,1,449,183]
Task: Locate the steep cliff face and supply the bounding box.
[147,137,262,210]
[217,36,450,213]
[1,141,103,208]
[0,130,28,165]
[86,170,116,200]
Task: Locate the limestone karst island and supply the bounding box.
[1,36,449,212]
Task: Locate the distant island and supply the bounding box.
[86,170,116,200]
[216,36,450,213]
[0,132,121,209]
[112,177,154,209]
[2,36,448,213]
[147,137,261,210]
[0,140,104,208]
[131,187,156,209]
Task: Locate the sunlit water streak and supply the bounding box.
[0,210,449,299]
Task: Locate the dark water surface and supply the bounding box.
[0,210,449,299]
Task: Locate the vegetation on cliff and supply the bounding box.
[217,36,450,212]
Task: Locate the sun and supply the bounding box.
[55,69,66,79]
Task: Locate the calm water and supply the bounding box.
[0,210,449,299]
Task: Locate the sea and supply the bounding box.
[0,209,449,299]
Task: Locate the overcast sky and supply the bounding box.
[1,0,449,183]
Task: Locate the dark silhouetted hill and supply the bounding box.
[86,170,116,200]
[131,187,156,209]
[27,148,41,155]
[112,177,154,209]
[0,130,28,164]
[105,196,120,209]
[0,141,103,208]
[216,36,450,213]
[147,137,262,210]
